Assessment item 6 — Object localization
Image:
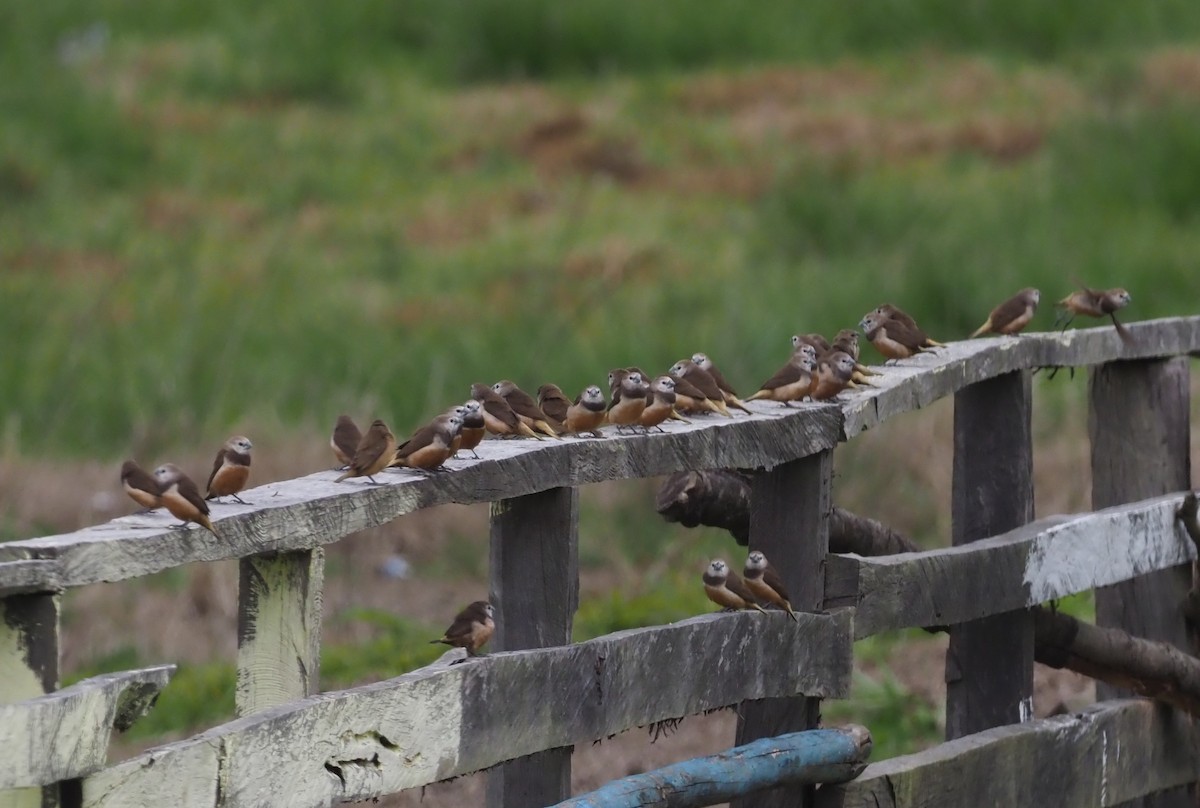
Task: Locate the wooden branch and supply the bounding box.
[823,493,1193,638]
[553,726,872,808]
[815,699,1200,808]
[7,317,1199,591]
[82,611,853,808]
[0,665,175,789]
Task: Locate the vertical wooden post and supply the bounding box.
[1090,357,1193,808]
[486,487,579,808]
[732,450,832,808]
[0,593,61,808]
[945,370,1035,739]
[236,549,324,717]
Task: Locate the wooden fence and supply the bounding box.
[1,316,1198,808]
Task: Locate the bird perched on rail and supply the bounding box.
[640,376,678,432]
[563,385,607,438]
[859,313,935,363]
[811,351,859,401]
[492,380,562,439]
[748,347,817,406]
[120,460,161,513]
[330,415,362,470]
[335,419,397,484]
[831,329,879,380]
[470,383,542,439]
[608,371,649,432]
[1054,284,1133,343]
[456,400,486,459]
[866,304,944,348]
[205,435,253,504]
[743,551,797,622]
[391,413,463,473]
[430,601,495,664]
[702,559,766,613]
[690,352,752,414]
[153,463,218,536]
[972,288,1040,338]
[669,359,733,417]
[536,383,572,432]
[792,333,831,355]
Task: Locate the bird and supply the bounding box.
[669,359,733,417]
[457,400,486,459]
[330,415,361,470]
[153,464,218,536]
[640,376,677,432]
[972,288,1041,337]
[607,372,649,432]
[792,333,832,355]
[120,460,161,513]
[747,346,818,406]
[430,600,495,663]
[391,413,463,473]
[565,385,607,438]
[867,304,944,348]
[493,380,562,439]
[667,372,723,416]
[743,551,797,621]
[702,560,766,613]
[470,383,542,439]
[859,313,935,363]
[811,351,859,400]
[690,352,752,413]
[205,435,253,504]
[536,383,572,431]
[830,329,879,380]
[1054,284,1133,342]
[335,419,398,484]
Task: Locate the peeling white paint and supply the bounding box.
[1018,696,1033,724]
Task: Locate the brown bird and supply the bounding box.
[702,560,766,613]
[120,460,161,513]
[747,346,818,406]
[811,351,858,401]
[972,288,1041,338]
[391,413,463,473]
[565,385,607,438]
[690,352,752,413]
[153,464,218,536]
[792,333,832,355]
[868,304,944,348]
[335,419,398,484]
[470,383,542,439]
[667,372,722,416]
[536,383,572,430]
[607,372,649,432]
[1054,284,1133,342]
[430,601,495,664]
[859,313,934,363]
[492,380,561,439]
[640,376,677,432]
[670,359,733,417]
[205,435,252,504]
[743,551,797,622]
[457,399,486,459]
[330,414,361,470]
[831,329,861,360]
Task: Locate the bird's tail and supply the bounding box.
[1111,314,1134,345]
[200,516,220,538]
[970,320,991,339]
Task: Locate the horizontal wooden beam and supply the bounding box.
[0,559,61,597]
[5,317,1199,591]
[0,665,175,789]
[815,699,1200,808]
[825,492,1194,638]
[82,611,852,808]
[553,726,871,808]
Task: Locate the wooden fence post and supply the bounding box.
[487,487,579,808]
[0,593,61,808]
[945,370,1035,739]
[732,450,832,808]
[236,549,324,716]
[1090,356,1193,808]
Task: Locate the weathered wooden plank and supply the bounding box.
[824,493,1195,638]
[734,451,832,808]
[487,487,579,808]
[236,549,324,716]
[0,593,61,808]
[946,371,1034,738]
[1090,356,1194,808]
[0,665,174,789]
[0,560,62,598]
[82,610,853,808]
[815,699,1200,808]
[553,726,871,808]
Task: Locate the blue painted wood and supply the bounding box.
[552,727,870,808]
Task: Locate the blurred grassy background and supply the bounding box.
[4,0,1199,774]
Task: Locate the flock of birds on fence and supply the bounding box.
[117,283,1132,658]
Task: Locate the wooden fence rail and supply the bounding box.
[1,317,1198,808]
